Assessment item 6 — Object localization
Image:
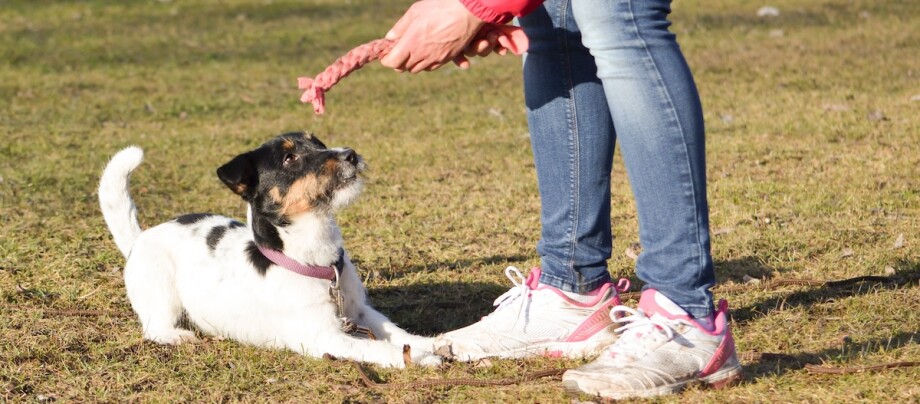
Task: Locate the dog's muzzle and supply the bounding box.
[337,148,366,180]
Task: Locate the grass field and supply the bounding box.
[1,0,918,401]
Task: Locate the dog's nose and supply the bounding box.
[340,149,358,165]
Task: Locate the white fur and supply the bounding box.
[98,146,143,256]
[98,147,439,368]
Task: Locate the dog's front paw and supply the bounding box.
[432,334,497,362]
[411,350,443,367]
[399,344,442,368]
[146,329,199,345]
[432,336,459,360]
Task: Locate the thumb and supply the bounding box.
[386,12,413,40]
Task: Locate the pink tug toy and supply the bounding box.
[298,25,529,115]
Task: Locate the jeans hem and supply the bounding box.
[675,304,713,319]
[537,266,612,293]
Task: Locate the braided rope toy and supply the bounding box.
[298,25,529,115]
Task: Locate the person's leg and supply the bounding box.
[562,0,741,398]
[572,0,715,317]
[521,0,616,293]
[434,0,627,360]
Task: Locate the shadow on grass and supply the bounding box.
[735,258,920,381]
[713,256,920,327]
[368,281,508,335]
[743,330,920,382]
[715,256,779,285]
[384,254,533,277]
[366,249,531,336]
[731,259,920,327]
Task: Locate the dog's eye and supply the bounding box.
[283,154,299,166]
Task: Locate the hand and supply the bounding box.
[381,0,485,73]
[468,33,508,57]
[452,29,508,69]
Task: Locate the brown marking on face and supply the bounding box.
[323,158,338,173]
[232,183,247,195]
[268,187,283,204]
[281,138,295,151]
[277,173,331,216]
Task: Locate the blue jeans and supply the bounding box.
[519,0,715,317]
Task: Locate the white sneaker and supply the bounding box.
[436,266,629,361]
[562,289,742,399]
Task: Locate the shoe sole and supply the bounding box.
[448,326,620,361]
[562,363,743,399]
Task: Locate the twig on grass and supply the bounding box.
[323,353,565,389]
[805,361,920,374]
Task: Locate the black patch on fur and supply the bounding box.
[217,153,258,200]
[175,308,193,330]
[173,213,214,225]
[206,226,228,252]
[251,214,284,250]
[228,220,245,229]
[334,248,346,273]
[246,241,273,276]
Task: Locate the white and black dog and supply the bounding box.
[98,132,440,368]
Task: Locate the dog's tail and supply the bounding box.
[98,146,145,258]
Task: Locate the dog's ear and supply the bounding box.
[217,153,257,200]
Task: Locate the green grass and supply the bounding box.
[2,0,918,401]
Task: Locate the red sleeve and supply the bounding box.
[460,0,544,24]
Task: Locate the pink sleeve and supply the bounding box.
[460,0,544,24]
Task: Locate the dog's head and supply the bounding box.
[216,132,366,222]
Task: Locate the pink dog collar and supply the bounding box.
[256,245,342,280]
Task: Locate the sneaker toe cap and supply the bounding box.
[434,335,494,361]
[563,366,676,398]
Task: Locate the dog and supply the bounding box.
[98,132,440,368]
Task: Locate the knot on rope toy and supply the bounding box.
[298,25,528,115]
[297,77,324,114]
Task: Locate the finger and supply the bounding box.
[402,54,424,74]
[464,39,488,57]
[474,38,491,54]
[410,60,434,73]
[486,31,500,47]
[452,54,470,69]
[463,40,487,57]
[409,50,454,73]
[380,41,411,71]
[410,54,448,73]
